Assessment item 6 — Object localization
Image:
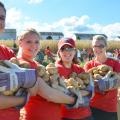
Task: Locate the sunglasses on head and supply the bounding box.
[60,47,75,52]
[93,44,105,48]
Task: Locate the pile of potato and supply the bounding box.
[88,64,115,80]
[88,64,120,91]
[10,57,67,92]
[64,72,91,96]
[10,57,92,96]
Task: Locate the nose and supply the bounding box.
[31,43,36,48]
[31,43,39,50]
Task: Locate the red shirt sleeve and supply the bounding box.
[108,58,120,73]
[84,61,93,72]
[0,45,15,60]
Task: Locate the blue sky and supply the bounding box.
[1,0,120,39]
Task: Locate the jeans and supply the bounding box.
[62,116,94,120]
[91,107,118,120]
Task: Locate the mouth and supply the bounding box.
[29,49,37,53]
[95,51,103,55]
[63,54,73,59]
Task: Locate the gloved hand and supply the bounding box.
[76,94,90,107]
[0,60,37,95]
[66,74,94,108]
[97,72,119,92]
[97,78,107,92]
[108,75,117,89]
[15,69,37,88]
[78,74,94,107]
[65,88,90,109]
[0,60,19,95]
[15,88,30,109]
[65,88,78,109]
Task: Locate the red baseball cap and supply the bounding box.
[58,37,76,50]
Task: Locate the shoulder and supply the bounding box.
[0,45,14,53]
[55,60,63,68]
[84,60,95,71]
[107,57,120,72]
[84,59,94,67]
[107,57,119,63]
[0,45,10,50]
[73,64,85,73]
[0,45,15,59]
[107,57,117,60]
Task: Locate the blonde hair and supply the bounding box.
[17,28,41,41]
[92,35,107,46]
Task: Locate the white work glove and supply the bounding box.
[97,72,119,93]
[0,60,37,94]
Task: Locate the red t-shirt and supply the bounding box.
[0,45,15,60]
[19,58,61,120]
[0,45,20,120]
[84,58,120,112]
[56,61,91,119]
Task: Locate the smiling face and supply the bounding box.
[19,32,40,59]
[92,39,106,57]
[59,44,76,64]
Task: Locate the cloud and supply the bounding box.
[5,8,120,39]
[6,8,54,35]
[89,23,120,39]
[101,23,120,38]
[6,8,41,33]
[6,8,23,30]
[53,15,89,28]
[44,16,90,33]
[27,0,43,4]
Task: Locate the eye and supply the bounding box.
[61,47,75,52]
[35,41,39,44]
[0,16,5,21]
[93,45,105,48]
[26,40,32,43]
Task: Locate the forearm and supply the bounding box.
[37,77,75,104]
[0,95,25,109]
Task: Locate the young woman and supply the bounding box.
[16,28,77,120]
[84,35,120,120]
[56,37,93,120]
